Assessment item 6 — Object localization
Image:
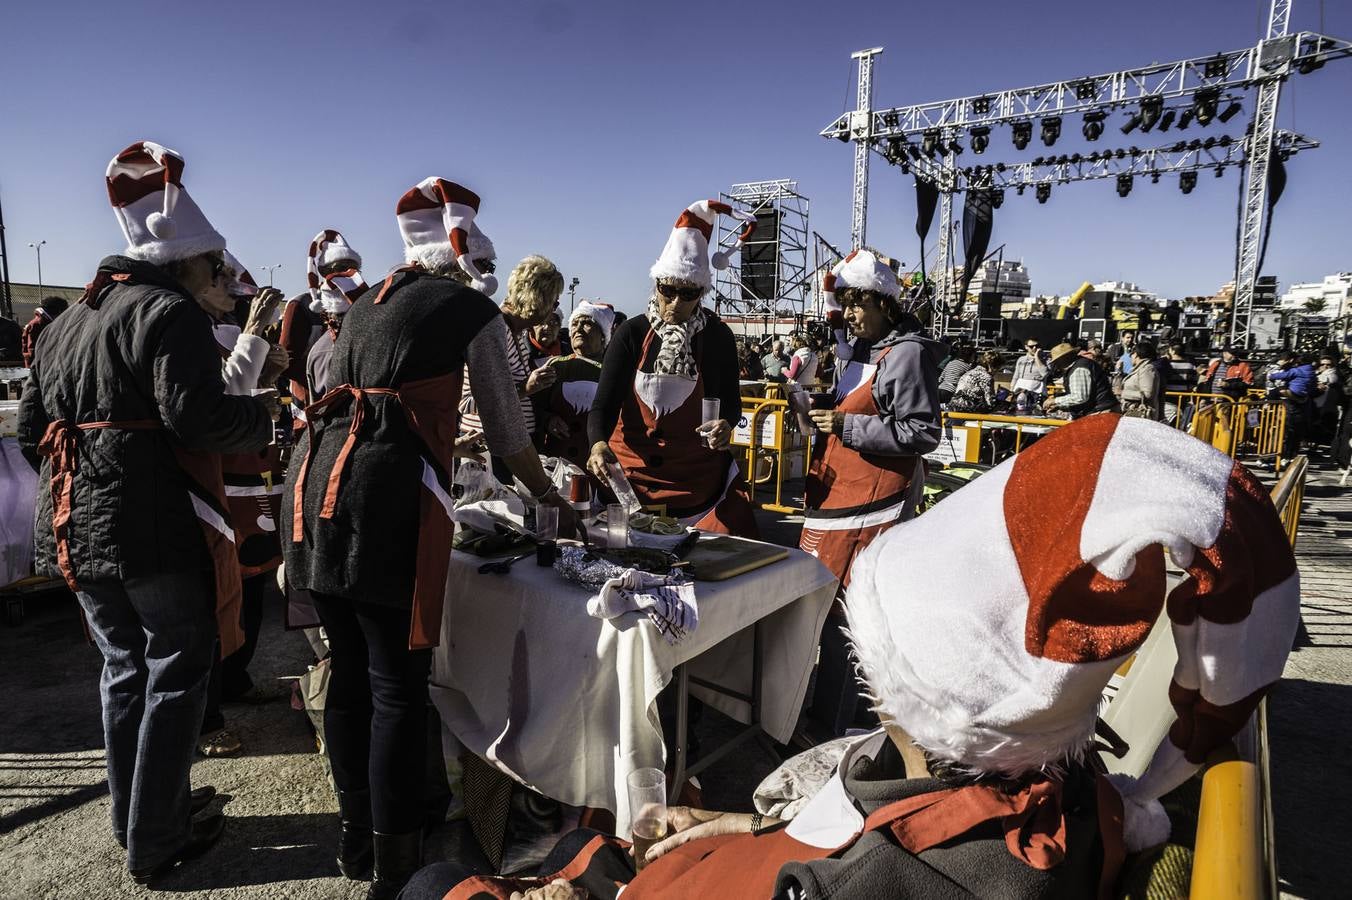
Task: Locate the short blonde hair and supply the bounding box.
[504,255,564,321]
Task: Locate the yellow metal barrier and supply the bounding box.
[938,411,1067,463]
[735,394,808,514]
[1164,392,1286,470]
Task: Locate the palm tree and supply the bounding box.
[1302,297,1328,315]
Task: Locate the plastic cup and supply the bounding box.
[607,503,630,549]
[700,398,722,448]
[627,767,668,870]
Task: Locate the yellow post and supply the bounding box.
[1192,756,1264,899]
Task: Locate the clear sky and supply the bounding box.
[1,0,1349,313]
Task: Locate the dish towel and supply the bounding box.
[585,569,699,645]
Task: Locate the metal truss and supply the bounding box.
[713,180,811,324]
[849,49,883,250]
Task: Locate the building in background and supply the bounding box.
[6,281,85,327]
[1279,273,1352,319]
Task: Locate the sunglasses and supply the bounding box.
[657,284,702,303]
[477,259,496,274]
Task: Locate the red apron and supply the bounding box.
[214,339,284,578]
[609,330,756,536]
[799,347,923,588]
[37,419,245,658]
[290,371,462,650]
[541,360,601,471]
[445,774,1126,900]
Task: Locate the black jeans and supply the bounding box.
[311,593,434,835]
[202,573,268,733]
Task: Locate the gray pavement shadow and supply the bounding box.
[1268,677,1352,899]
[0,779,108,833]
[152,813,341,891]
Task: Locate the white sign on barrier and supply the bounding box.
[924,424,970,464]
[732,410,780,449]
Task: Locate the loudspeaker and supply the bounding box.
[740,209,779,302]
[1081,291,1114,319]
[972,318,1004,345]
[976,291,1002,319]
[1079,318,1111,344]
[1183,312,1209,329]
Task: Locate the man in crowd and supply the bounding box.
[1202,344,1253,398]
[761,339,789,382]
[303,229,367,400]
[21,295,68,366]
[17,141,274,883]
[1107,328,1136,375]
[1011,338,1047,407]
[1268,350,1317,456]
[1044,341,1119,419]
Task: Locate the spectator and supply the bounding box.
[761,339,789,382]
[785,333,819,385]
[0,314,21,364]
[1120,340,1164,420]
[1269,350,1317,457]
[303,230,367,400]
[1011,338,1047,390]
[20,295,68,367]
[538,301,613,469]
[1163,343,1198,425]
[947,350,999,413]
[17,141,273,883]
[936,344,975,404]
[1107,329,1136,375]
[1315,353,1342,443]
[1163,299,1183,332]
[529,305,563,367]
[1202,345,1253,399]
[1044,342,1119,419]
[738,341,764,380]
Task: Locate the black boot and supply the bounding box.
[367,829,422,900]
[336,789,373,881]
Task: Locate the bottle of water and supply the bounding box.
[605,461,643,515]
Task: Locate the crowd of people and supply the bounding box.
[3,140,1312,899]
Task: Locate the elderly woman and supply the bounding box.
[946,350,1000,413]
[459,255,565,473]
[799,249,942,738]
[538,301,615,469]
[1120,340,1164,420]
[587,200,758,535]
[529,306,564,368]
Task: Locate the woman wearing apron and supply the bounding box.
[587,200,759,536]
[799,249,943,739]
[538,301,614,470]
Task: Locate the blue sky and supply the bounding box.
[2,0,1349,313]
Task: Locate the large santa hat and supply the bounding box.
[222,251,258,297]
[396,177,498,296]
[106,141,225,265]
[306,229,368,315]
[569,301,616,343]
[846,415,1299,852]
[821,249,899,314]
[649,200,757,290]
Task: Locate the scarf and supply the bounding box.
[646,297,706,379]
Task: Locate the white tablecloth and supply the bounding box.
[429,542,837,834]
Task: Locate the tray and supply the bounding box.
[684,535,789,582]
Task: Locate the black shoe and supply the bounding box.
[366,830,422,900]
[128,813,226,885]
[190,785,217,816]
[337,789,373,881]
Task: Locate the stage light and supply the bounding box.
[1203,136,1217,150]
[1016,185,1026,196]
[1194,88,1220,125]
[907,144,923,161]
[970,126,991,154]
[1036,183,1051,204]
[1176,108,1195,129]
[1114,148,1127,159]
[1180,171,1198,194]
[1040,116,1061,146]
[1139,96,1163,132]
[1214,165,1225,177]
[1011,120,1033,150]
[1158,109,1177,132]
[836,126,850,142]
[1129,146,1142,157]
[1188,139,1203,151]
[1082,112,1106,141]
[1121,112,1142,134]
[1217,101,1242,123]
[994,162,1007,172]
[1204,55,1228,79]
[972,95,992,115]
[1116,174,1133,197]
[1075,79,1097,100]
[1170,141,1186,152]
[922,129,940,158]
[1217,135,1233,147]
[1151,172,1161,184]
[1070,153,1083,163]
[991,189,1005,209]
[947,139,964,155]
[1031,155,1045,166]
[882,111,900,128]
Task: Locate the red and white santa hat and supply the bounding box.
[396,177,497,296]
[569,301,616,343]
[845,415,1300,852]
[306,229,368,315]
[649,200,756,290]
[106,141,226,265]
[222,251,258,297]
[821,249,899,313]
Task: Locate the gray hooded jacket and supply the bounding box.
[836,326,944,456]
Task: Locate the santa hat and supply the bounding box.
[649,200,756,290]
[845,415,1299,852]
[306,229,368,315]
[821,250,899,315]
[396,177,498,295]
[222,251,258,297]
[106,141,225,265]
[569,301,616,343]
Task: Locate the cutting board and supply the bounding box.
[685,535,789,582]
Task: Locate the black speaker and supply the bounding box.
[972,318,1004,346]
[740,209,779,302]
[976,291,1002,319]
[1082,291,1114,319]
[1079,318,1111,344]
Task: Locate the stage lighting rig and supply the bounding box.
[883,111,900,127]
[947,139,964,155]
[921,129,940,158]
[1075,78,1097,100]
[1217,101,1242,123]
[1158,109,1177,131]
[1203,55,1229,78]
[1116,174,1133,197]
[1121,112,1142,134]
[970,126,991,154]
[1036,183,1051,204]
[1082,112,1106,141]
[1040,116,1061,146]
[1194,88,1220,125]
[1011,120,1032,150]
[991,189,1005,208]
[971,95,992,115]
[1139,96,1164,132]
[1180,171,1198,194]
[1176,108,1195,129]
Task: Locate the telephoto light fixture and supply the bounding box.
[1040,116,1062,146]
[1082,112,1106,140]
[970,126,991,153]
[1011,120,1033,150]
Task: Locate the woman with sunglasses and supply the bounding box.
[586,200,759,536]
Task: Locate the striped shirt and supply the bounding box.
[461,321,535,436]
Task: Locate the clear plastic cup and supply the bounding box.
[627,767,668,870]
[606,503,630,549]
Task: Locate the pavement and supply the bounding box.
[1,463,1347,898]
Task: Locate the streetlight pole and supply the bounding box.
[0,188,13,318]
[568,276,580,313]
[28,240,46,299]
[260,264,282,287]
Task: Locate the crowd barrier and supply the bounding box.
[1165,391,1287,470]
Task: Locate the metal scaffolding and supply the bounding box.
[713,180,811,326]
[821,0,1352,346]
